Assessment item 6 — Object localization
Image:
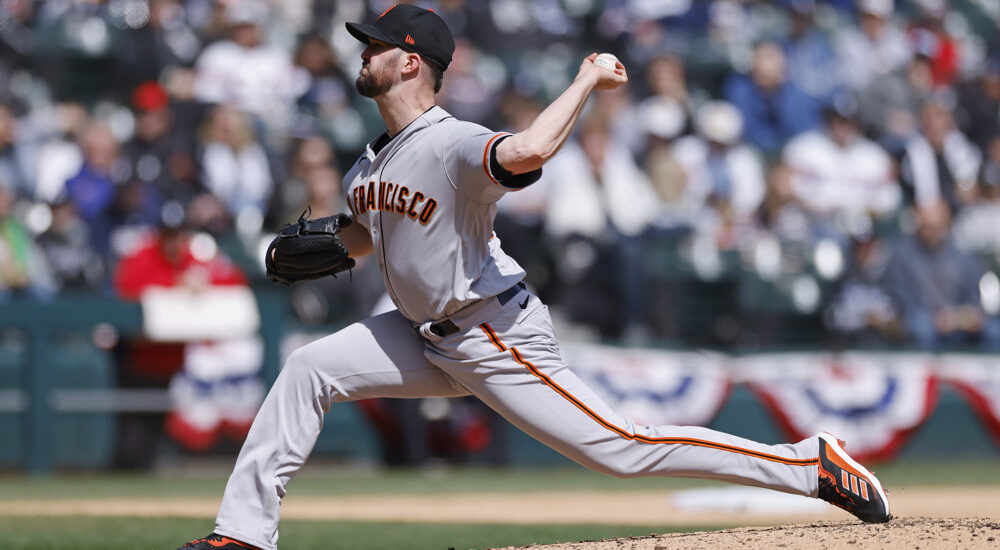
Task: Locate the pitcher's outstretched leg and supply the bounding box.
[210,311,469,550]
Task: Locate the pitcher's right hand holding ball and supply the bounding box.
[577,53,628,90]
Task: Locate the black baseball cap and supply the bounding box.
[346,4,455,70]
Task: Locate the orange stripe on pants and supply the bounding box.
[479,323,819,468]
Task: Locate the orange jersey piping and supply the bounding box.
[482,132,511,186]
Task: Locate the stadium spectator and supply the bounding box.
[761,162,811,241]
[0,103,30,198]
[952,136,1000,257]
[192,0,305,137]
[272,134,336,226]
[33,102,87,203]
[122,83,172,180]
[671,100,766,249]
[905,1,960,89]
[857,54,934,150]
[724,40,820,155]
[955,57,1000,152]
[636,53,702,156]
[104,178,165,262]
[643,53,699,113]
[834,0,911,92]
[757,162,836,295]
[638,95,688,216]
[780,0,840,103]
[64,121,128,260]
[301,164,343,220]
[900,101,981,212]
[113,212,246,303]
[0,180,54,299]
[825,227,901,347]
[881,200,999,351]
[782,93,900,241]
[544,114,661,242]
[291,34,356,147]
[121,81,202,207]
[198,105,273,221]
[0,0,38,75]
[35,195,104,291]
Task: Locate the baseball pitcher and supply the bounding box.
[179,5,889,550]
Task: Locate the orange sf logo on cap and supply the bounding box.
[405,34,415,44]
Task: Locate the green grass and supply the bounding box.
[0,459,997,501]
[0,516,693,550]
[0,461,996,549]
[0,465,706,500]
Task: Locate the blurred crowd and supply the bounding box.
[1,0,999,353]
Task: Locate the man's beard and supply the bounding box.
[355,65,394,98]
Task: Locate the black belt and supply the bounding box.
[428,282,526,337]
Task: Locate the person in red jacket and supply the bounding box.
[112,211,251,467]
[114,222,245,300]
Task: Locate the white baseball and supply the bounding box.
[593,53,619,70]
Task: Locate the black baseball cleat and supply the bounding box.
[816,432,892,523]
[176,533,262,550]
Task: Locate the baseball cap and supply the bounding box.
[132,81,169,112]
[695,101,743,145]
[346,4,455,70]
[638,96,686,140]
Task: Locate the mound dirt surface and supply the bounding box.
[492,517,1000,550]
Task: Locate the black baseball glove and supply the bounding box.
[265,210,356,285]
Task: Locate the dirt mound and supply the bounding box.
[493,517,1000,550]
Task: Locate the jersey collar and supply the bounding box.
[365,106,453,160]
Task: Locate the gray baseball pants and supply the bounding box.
[214,288,820,550]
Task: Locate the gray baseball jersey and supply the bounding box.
[342,106,526,323]
[211,107,823,550]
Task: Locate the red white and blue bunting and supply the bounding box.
[737,352,938,462]
[564,346,940,461]
[166,337,265,451]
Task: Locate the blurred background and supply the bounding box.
[0,0,999,476]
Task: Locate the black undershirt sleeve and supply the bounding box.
[489,135,542,189]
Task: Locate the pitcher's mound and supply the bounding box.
[494,517,1000,550]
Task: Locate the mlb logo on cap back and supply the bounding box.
[346,4,455,70]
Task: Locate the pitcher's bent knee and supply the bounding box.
[278,346,330,390]
[280,341,371,404]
